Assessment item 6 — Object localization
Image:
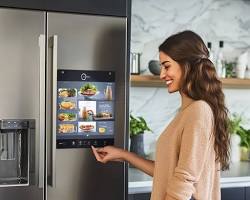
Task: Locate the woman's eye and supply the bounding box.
[160,64,170,71]
[164,65,170,70]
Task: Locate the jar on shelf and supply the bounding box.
[245,66,250,79]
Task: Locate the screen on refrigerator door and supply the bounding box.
[56,70,115,148]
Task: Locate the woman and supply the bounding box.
[92,30,230,200]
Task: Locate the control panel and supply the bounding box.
[0,119,29,130]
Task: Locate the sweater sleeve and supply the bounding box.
[166,101,213,200]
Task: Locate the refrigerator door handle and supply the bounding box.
[51,35,58,187]
[38,34,46,188]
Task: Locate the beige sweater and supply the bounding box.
[150,97,220,200]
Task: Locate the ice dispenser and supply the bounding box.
[0,119,35,187]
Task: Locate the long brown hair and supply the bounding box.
[159,30,230,170]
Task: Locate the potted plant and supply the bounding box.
[129,114,152,157]
[236,126,250,161]
[228,113,243,163]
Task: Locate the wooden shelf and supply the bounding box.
[131,75,250,89]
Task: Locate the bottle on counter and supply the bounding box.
[216,41,226,78]
[207,42,215,64]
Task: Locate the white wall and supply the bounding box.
[131,0,250,66]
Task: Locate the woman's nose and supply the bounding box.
[160,68,166,80]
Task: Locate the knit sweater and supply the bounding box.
[150,97,220,200]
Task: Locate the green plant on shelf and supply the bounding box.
[129,114,152,137]
[237,126,250,150]
[228,113,250,151]
[228,113,250,161]
[237,125,250,161]
[225,61,236,78]
[228,113,243,134]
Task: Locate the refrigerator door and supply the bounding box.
[0,8,45,200]
[47,12,128,200]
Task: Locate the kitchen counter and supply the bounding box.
[128,162,250,194]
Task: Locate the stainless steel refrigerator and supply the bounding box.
[0,7,129,200]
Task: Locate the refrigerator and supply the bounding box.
[0,7,129,200]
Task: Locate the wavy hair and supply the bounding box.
[159,30,230,170]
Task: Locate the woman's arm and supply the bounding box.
[92,146,155,177]
[123,150,155,176]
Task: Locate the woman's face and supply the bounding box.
[159,51,182,93]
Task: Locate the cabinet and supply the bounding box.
[131,75,250,89]
[44,0,128,16]
[0,0,129,17]
[246,187,250,199]
[0,0,44,10]
[221,188,245,200]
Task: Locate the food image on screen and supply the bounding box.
[58,113,76,121]
[58,124,76,133]
[79,83,98,96]
[59,101,76,110]
[98,127,106,134]
[79,124,94,132]
[94,112,113,120]
[58,88,77,97]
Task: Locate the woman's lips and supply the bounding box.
[166,80,173,86]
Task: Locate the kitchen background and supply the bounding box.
[130,0,250,155]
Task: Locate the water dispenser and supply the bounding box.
[0,119,35,187]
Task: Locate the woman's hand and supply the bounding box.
[91,145,126,163]
[91,145,155,177]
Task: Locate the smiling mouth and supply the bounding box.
[166,80,173,86]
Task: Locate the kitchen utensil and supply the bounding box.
[148,60,161,75]
[130,52,141,74]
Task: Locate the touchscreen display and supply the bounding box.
[56,70,115,148]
